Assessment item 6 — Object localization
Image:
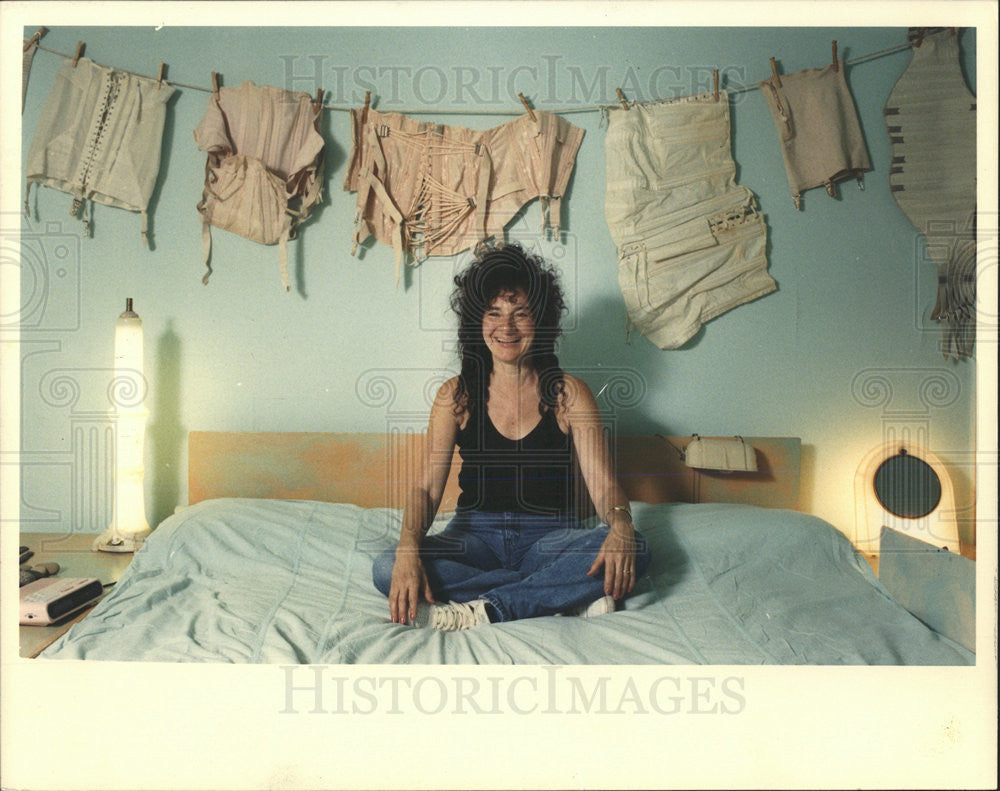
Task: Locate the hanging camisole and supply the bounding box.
[455,404,575,515]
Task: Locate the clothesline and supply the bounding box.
[29,36,915,116]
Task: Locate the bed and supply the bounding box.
[39,432,974,664]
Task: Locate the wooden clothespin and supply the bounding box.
[23,26,47,52]
[156,62,166,90]
[831,41,838,72]
[915,28,926,47]
[713,69,720,102]
[616,88,630,110]
[362,90,371,124]
[769,57,782,88]
[211,71,220,96]
[72,41,84,67]
[314,88,325,110]
[518,93,536,121]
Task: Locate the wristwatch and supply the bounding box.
[605,505,633,524]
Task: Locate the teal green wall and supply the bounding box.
[16,24,978,541]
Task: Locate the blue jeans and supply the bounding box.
[371,511,652,622]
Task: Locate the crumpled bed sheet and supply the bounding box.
[41,498,973,665]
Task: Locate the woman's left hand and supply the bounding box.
[587,525,638,599]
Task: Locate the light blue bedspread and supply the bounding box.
[41,498,973,664]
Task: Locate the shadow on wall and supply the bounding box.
[797,443,816,515]
[142,87,181,253]
[558,292,677,437]
[291,110,345,299]
[952,462,976,558]
[148,319,185,526]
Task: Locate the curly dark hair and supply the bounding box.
[450,243,566,413]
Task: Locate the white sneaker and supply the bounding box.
[561,595,616,618]
[413,600,491,631]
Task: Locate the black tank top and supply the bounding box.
[455,404,575,514]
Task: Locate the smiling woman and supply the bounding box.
[371,243,651,630]
[482,292,536,367]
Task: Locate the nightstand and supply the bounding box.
[18,532,135,658]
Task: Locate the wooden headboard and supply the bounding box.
[189,432,801,511]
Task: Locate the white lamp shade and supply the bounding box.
[113,312,145,412]
[94,300,152,552]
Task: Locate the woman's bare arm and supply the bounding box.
[560,375,638,599]
[389,377,461,623]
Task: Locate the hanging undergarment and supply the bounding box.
[25,57,175,243]
[22,35,39,112]
[194,81,325,290]
[760,64,872,209]
[343,107,584,284]
[604,92,775,350]
[884,28,977,359]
